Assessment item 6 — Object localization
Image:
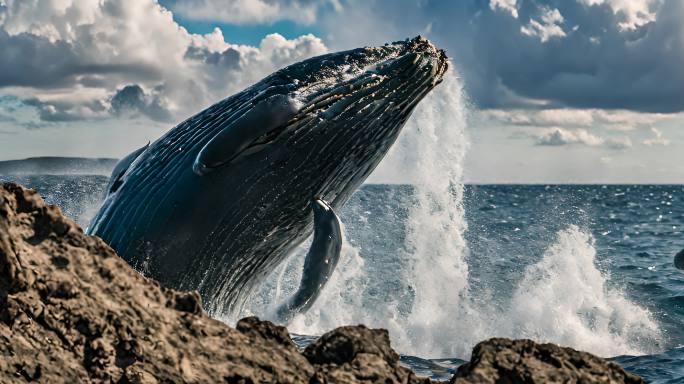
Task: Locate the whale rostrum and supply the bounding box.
[87,36,448,318]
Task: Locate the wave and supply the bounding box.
[240,70,663,360]
[502,226,662,356]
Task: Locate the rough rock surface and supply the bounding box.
[451,338,645,384]
[0,183,644,383]
[0,183,428,383]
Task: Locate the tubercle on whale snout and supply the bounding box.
[297,39,448,110]
[272,35,448,101]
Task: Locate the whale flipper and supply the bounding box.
[193,94,299,175]
[107,142,149,193]
[276,198,342,323]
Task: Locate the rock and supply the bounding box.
[0,182,644,383]
[236,316,299,352]
[451,338,644,384]
[304,325,429,384]
[0,183,415,383]
[675,249,684,270]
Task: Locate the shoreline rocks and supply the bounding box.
[0,183,644,383]
[451,338,644,384]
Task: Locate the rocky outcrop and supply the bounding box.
[0,183,427,383]
[0,183,644,383]
[451,338,644,384]
[303,325,421,383]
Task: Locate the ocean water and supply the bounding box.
[2,175,683,383]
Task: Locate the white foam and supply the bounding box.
[242,69,663,360]
[249,69,475,354]
[502,226,662,356]
[382,68,473,357]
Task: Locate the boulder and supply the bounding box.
[304,325,429,384]
[451,338,644,384]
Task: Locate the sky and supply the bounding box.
[0,0,682,183]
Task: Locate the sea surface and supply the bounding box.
[2,175,683,383]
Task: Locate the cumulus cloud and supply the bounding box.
[318,0,684,113]
[168,0,336,25]
[535,128,604,146]
[520,7,566,42]
[110,85,172,122]
[578,0,662,30]
[643,127,670,146]
[485,108,672,131]
[604,135,633,149]
[0,0,328,124]
[23,98,107,122]
[490,0,518,18]
[522,127,632,149]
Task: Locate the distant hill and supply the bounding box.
[0,157,118,175]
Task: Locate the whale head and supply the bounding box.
[195,36,448,206]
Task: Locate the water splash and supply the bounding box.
[247,69,474,353]
[503,226,663,356]
[384,68,472,357]
[243,69,663,360]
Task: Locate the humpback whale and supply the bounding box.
[88,36,448,318]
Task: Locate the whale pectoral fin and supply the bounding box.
[107,142,149,194]
[193,94,299,175]
[275,198,343,323]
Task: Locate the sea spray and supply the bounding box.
[243,69,664,359]
[384,68,473,357]
[246,69,474,353]
[503,226,663,356]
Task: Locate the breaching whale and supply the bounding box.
[87,36,448,318]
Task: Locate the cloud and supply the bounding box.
[605,136,633,149]
[0,0,328,124]
[168,0,335,25]
[643,127,670,146]
[2,0,682,133]
[520,7,566,42]
[521,127,632,149]
[535,128,604,146]
[484,108,671,131]
[490,0,518,18]
[0,114,15,123]
[486,108,595,127]
[110,84,172,122]
[318,0,684,113]
[578,0,662,30]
